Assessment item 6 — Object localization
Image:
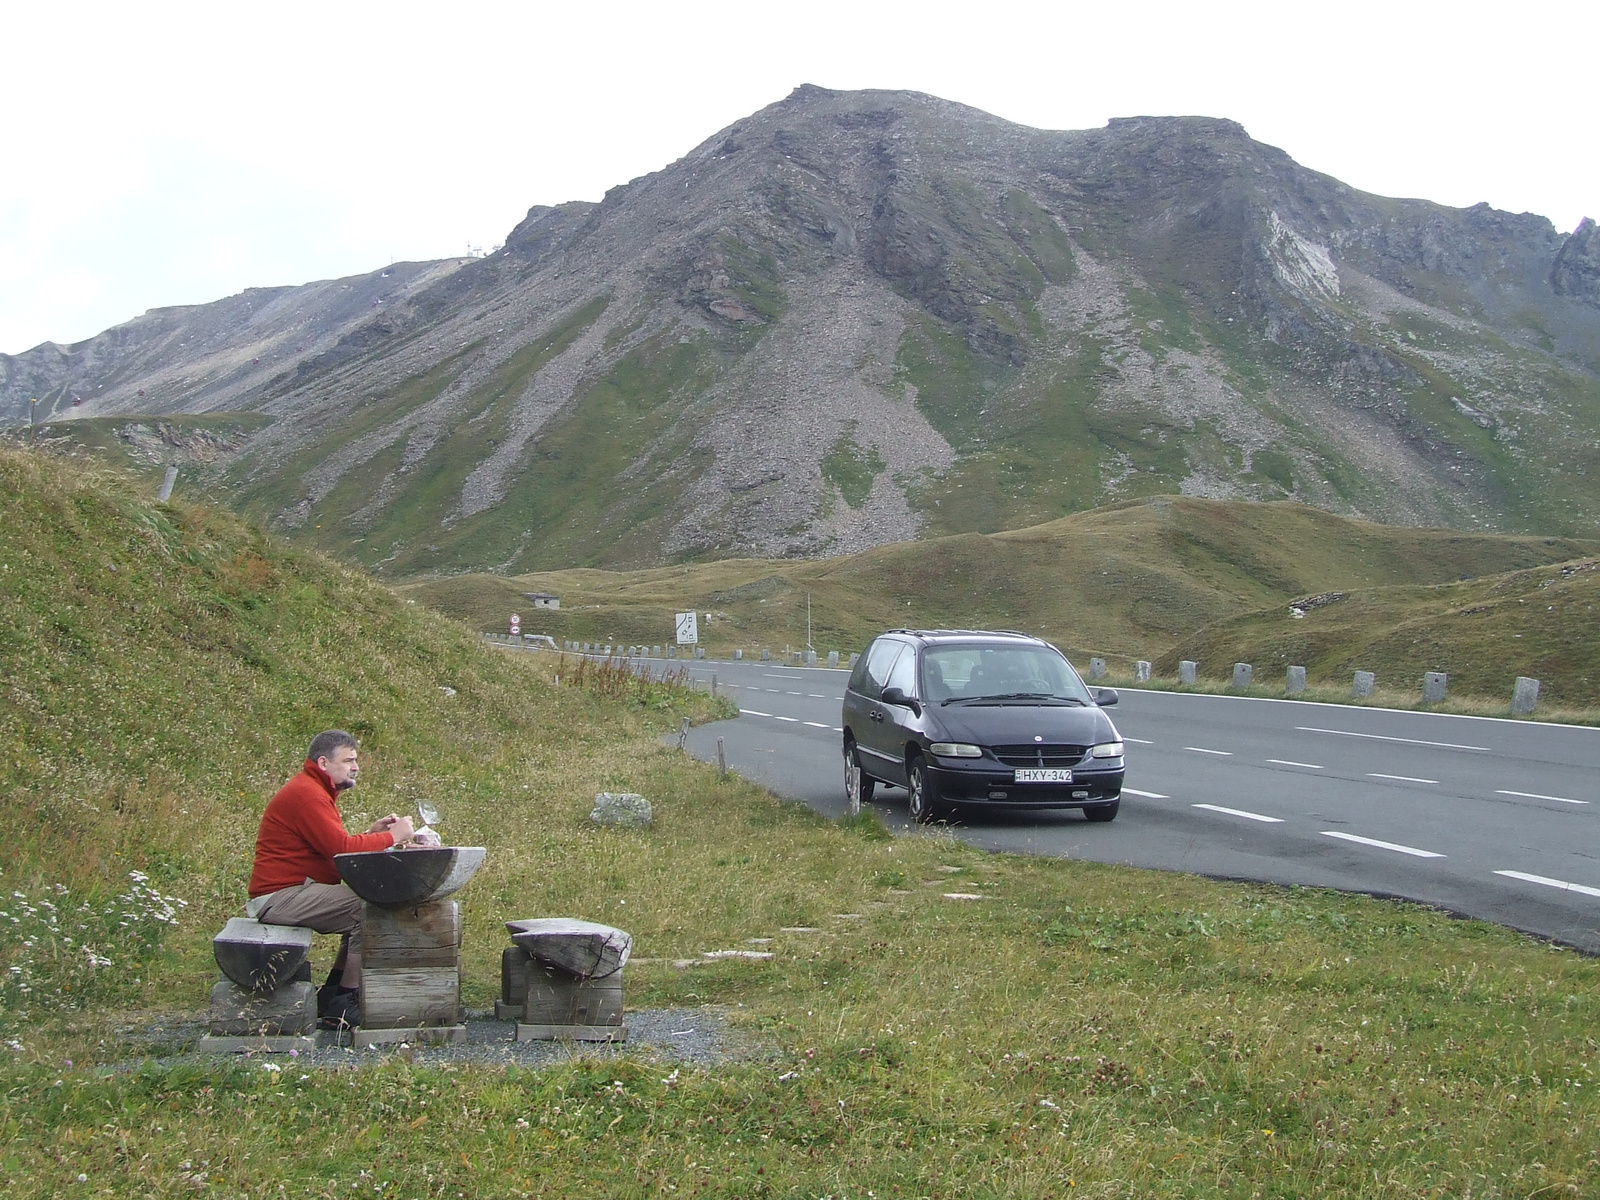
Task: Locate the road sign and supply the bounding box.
[675,611,698,645]
[509,614,521,636]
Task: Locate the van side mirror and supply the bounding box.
[1093,687,1119,707]
[880,686,920,714]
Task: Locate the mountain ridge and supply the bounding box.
[5,85,1598,573]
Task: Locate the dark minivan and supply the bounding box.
[841,630,1125,823]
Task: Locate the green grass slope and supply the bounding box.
[1166,557,1600,705]
[400,496,1600,700]
[4,449,1599,1197]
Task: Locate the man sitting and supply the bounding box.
[247,730,413,1030]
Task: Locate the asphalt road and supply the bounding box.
[642,654,1600,955]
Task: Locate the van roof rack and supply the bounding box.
[884,628,1037,639]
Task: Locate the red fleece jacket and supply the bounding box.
[248,761,395,897]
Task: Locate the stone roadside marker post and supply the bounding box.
[1135,661,1151,682]
[1512,676,1540,716]
[1352,671,1375,698]
[1088,657,1106,680]
[827,651,839,667]
[1286,665,1307,695]
[1232,663,1253,688]
[1179,661,1197,685]
[1423,671,1448,703]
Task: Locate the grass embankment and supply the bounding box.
[3,448,1599,1196]
[401,496,1600,708]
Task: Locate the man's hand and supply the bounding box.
[368,813,401,834]
[385,815,416,845]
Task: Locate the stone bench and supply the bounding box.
[198,918,317,1053]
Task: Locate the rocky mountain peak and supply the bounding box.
[1552,216,1600,305]
[5,89,1598,576]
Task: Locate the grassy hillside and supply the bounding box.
[1163,557,1600,705]
[400,495,1600,702]
[3,449,1598,1197]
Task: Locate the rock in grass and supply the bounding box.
[590,792,653,828]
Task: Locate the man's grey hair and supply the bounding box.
[307,729,359,763]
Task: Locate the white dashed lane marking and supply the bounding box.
[738,709,841,732]
[1193,803,1284,823]
[1367,773,1438,784]
[1297,726,1489,752]
[1122,787,1169,799]
[1184,747,1233,756]
[1497,789,1588,805]
[1494,870,1600,898]
[1268,759,1323,769]
[1123,737,1154,745]
[1320,831,1445,858]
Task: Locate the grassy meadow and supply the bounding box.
[401,496,1600,711]
[3,447,1599,1197]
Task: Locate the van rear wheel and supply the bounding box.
[844,742,874,814]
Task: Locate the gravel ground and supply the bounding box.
[121,1007,773,1071]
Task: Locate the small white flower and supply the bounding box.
[260,1062,281,1073]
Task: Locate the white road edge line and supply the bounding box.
[1193,803,1284,823]
[773,715,799,722]
[1122,787,1169,799]
[1496,789,1589,805]
[1298,726,1489,752]
[1320,831,1445,858]
[803,721,833,729]
[1494,870,1600,899]
[1267,759,1324,769]
[738,708,772,717]
[1184,746,1233,756]
[1367,773,1439,784]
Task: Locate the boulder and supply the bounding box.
[590,792,652,827]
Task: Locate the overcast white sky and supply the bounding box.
[2,0,1594,354]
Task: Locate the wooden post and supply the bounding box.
[357,900,463,1040]
[717,737,727,776]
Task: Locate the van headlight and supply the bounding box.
[929,742,983,758]
[1090,741,1124,758]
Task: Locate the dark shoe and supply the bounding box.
[315,967,342,1019]
[318,988,360,1031]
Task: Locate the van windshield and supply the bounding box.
[921,644,1093,706]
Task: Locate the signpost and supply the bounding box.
[510,614,521,637]
[674,611,698,646]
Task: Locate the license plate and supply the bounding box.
[1014,768,1073,783]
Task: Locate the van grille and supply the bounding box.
[991,744,1087,768]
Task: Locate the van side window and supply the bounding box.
[884,644,917,700]
[859,639,904,701]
